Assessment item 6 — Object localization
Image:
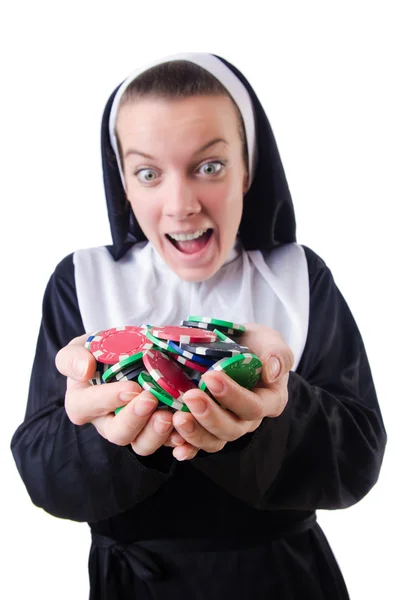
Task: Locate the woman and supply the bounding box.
[11,52,387,599]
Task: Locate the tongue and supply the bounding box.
[173,230,212,254]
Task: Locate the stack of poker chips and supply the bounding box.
[85,317,263,414]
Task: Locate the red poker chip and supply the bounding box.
[170,353,207,373]
[89,326,153,364]
[151,326,216,344]
[143,349,197,399]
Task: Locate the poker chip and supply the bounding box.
[181,320,244,337]
[170,353,208,373]
[94,361,109,377]
[180,341,249,359]
[89,371,103,386]
[143,349,198,399]
[213,328,235,343]
[188,370,202,385]
[85,335,96,350]
[113,364,143,382]
[85,317,262,413]
[150,326,217,344]
[186,316,246,333]
[89,326,153,364]
[144,328,179,354]
[85,330,105,350]
[204,352,263,389]
[102,352,145,382]
[138,370,189,412]
[168,340,216,367]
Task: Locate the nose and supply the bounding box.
[162,175,201,219]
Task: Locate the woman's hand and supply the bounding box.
[169,323,294,460]
[55,333,198,457]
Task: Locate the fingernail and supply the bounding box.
[72,356,87,379]
[133,398,157,416]
[176,451,189,461]
[170,434,185,446]
[184,397,207,415]
[119,392,139,403]
[203,374,225,395]
[178,419,195,434]
[153,417,172,434]
[266,356,281,381]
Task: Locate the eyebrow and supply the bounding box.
[123,137,228,161]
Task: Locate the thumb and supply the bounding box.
[56,341,97,382]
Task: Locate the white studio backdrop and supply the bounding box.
[1,1,395,599]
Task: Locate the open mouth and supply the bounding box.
[166,229,213,255]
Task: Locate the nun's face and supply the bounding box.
[116,95,249,282]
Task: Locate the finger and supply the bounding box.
[173,407,229,451]
[198,371,269,421]
[162,430,200,460]
[241,323,294,384]
[163,429,186,447]
[130,407,176,455]
[257,373,290,417]
[172,443,200,461]
[204,370,289,420]
[91,390,160,446]
[65,379,144,425]
[255,345,294,385]
[261,352,292,385]
[55,333,97,382]
[173,389,245,445]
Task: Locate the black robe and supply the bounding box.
[10,53,386,599]
[10,245,386,599]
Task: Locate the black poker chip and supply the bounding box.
[111,364,143,382]
[179,341,249,358]
[89,371,103,385]
[180,320,244,337]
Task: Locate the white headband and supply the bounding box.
[108,52,258,189]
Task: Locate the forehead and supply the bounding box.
[115,95,240,142]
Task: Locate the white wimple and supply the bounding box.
[109,52,258,191]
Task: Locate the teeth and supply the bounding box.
[168,228,208,242]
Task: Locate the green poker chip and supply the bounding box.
[213,328,235,343]
[102,351,145,382]
[144,329,179,354]
[202,352,263,390]
[187,316,245,332]
[138,370,190,412]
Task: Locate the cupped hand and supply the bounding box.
[55,333,198,457]
[169,323,294,460]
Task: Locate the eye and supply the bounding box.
[135,168,158,183]
[198,161,226,176]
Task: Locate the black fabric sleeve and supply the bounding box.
[10,254,176,523]
[190,246,387,511]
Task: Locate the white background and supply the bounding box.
[1,1,396,598]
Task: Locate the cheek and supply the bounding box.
[128,198,159,235]
[205,181,238,214]
[212,186,243,226]
[126,184,153,218]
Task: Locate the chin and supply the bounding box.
[172,262,221,283]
